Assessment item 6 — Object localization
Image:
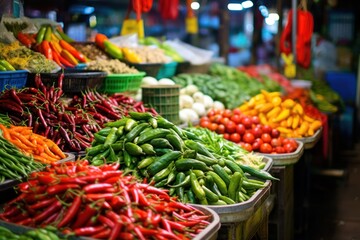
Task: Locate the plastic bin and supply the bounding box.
[101,72,145,93]
[125,62,163,77]
[325,71,357,103]
[193,181,272,240]
[27,69,107,95]
[0,70,28,91]
[156,61,178,79]
[259,141,304,166]
[142,85,180,125]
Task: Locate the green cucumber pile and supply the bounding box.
[85,112,278,205]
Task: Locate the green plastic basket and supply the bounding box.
[156,61,178,79]
[142,85,180,125]
[102,72,145,93]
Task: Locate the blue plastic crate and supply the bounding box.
[325,71,357,102]
[156,61,178,79]
[0,70,28,91]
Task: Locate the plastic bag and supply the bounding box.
[109,34,139,48]
[164,39,213,65]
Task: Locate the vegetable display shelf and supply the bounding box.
[0,153,75,192]
[193,180,272,240]
[0,204,221,240]
[259,140,304,166]
[294,127,323,150]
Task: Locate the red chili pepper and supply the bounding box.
[46,184,80,195]
[98,215,115,228]
[0,206,21,218]
[34,200,62,223]
[15,217,34,227]
[74,226,107,236]
[137,189,149,207]
[118,232,134,240]
[42,211,60,226]
[165,219,187,233]
[84,193,114,201]
[110,195,126,209]
[72,204,98,229]
[28,197,57,210]
[129,187,139,204]
[83,183,114,193]
[91,228,111,239]
[109,221,123,240]
[57,195,82,228]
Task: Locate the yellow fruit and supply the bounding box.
[292,103,304,115]
[254,93,265,101]
[303,115,315,123]
[266,106,281,119]
[239,104,249,112]
[282,99,296,109]
[292,114,300,129]
[297,121,309,135]
[287,116,293,128]
[310,120,322,131]
[277,127,292,134]
[273,108,290,122]
[271,96,282,107]
[258,103,274,113]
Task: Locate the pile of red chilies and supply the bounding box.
[0,73,99,152]
[68,91,157,127]
[0,73,157,152]
[0,160,211,240]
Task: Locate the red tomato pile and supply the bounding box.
[200,109,299,154]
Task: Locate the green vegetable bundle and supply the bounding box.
[0,226,64,240]
[85,112,278,205]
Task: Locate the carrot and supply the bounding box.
[9,126,32,132]
[44,139,66,159]
[20,129,33,135]
[9,131,36,148]
[0,124,10,139]
[33,155,53,164]
[39,152,59,162]
[43,144,61,160]
[9,138,33,151]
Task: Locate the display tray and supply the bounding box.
[0,204,220,240]
[294,127,323,150]
[0,153,75,192]
[258,140,304,166]
[261,155,273,172]
[192,180,272,223]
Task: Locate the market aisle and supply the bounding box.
[306,143,360,240]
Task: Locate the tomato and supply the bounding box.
[284,143,296,153]
[216,124,226,134]
[241,117,252,129]
[223,133,230,140]
[242,132,255,144]
[261,133,272,143]
[230,133,241,143]
[282,138,290,145]
[226,121,237,134]
[232,108,242,115]
[252,126,262,138]
[252,141,261,151]
[207,109,216,117]
[274,146,285,154]
[200,116,210,122]
[214,109,223,115]
[254,138,263,145]
[220,117,230,125]
[288,139,298,149]
[221,109,231,118]
[243,143,253,152]
[260,143,272,153]
[270,138,281,147]
[236,124,246,135]
[208,123,218,131]
[251,116,260,124]
[262,125,272,134]
[230,114,242,124]
[200,120,210,129]
[271,128,280,138]
[211,114,223,124]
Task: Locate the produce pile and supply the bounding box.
[85,112,277,205]
[70,42,110,61]
[0,59,16,71]
[16,25,88,68]
[173,63,282,110]
[0,133,43,182]
[0,124,66,164]
[309,80,343,113]
[140,36,185,62]
[199,109,299,154]
[0,41,58,72]
[238,90,322,138]
[0,160,212,239]
[0,73,156,152]
[0,226,64,240]
[85,59,139,74]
